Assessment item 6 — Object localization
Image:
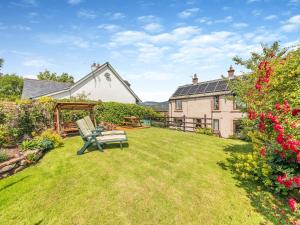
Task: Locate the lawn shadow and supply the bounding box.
[83,143,129,154]
[219,143,298,224]
[0,175,30,192]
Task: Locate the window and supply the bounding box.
[213,96,219,110]
[233,96,242,110]
[175,100,182,110]
[233,120,243,135]
[213,119,219,131]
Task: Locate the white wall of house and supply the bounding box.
[48,66,138,104]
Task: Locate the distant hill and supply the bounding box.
[141,101,169,112]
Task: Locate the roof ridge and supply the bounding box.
[177,77,224,88]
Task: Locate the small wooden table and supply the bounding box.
[123,116,142,127]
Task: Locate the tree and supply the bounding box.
[37,70,74,83]
[228,42,300,217]
[0,58,3,71]
[0,74,24,100]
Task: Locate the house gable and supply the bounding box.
[29,63,141,103]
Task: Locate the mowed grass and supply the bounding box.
[0,128,265,225]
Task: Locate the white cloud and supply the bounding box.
[23,58,53,68]
[196,16,232,25]
[232,23,248,28]
[103,12,125,20]
[178,8,199,19]
[281,14,300,32]
[38,34,90,48]
[77,9,97,19]
[251,9,261,16]
[98,24,120,32]
[137,15,160,23]
[264,15,278,20]
[67,0,83,5]
[143,23,163,33]
[12,25,31,31]
[111,31,147,46]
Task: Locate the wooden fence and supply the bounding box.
[149,115,214,133]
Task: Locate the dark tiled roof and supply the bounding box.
[22,79,72,99]
[171,78,229,98]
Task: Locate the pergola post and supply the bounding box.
[53,102,98,136]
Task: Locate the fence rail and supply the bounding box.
[148,114,215,133]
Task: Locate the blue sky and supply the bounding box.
[0,0,299,101]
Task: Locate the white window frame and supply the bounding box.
[175,100,182,110]
[213,119,219,131]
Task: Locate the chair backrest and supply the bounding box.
[84,116,96,131]
[76,119,92,138]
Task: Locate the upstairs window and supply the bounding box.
[175,100,182,110]
[233,96,243,110]
[213,96,219,110]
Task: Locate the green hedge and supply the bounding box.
[95,102,160,125]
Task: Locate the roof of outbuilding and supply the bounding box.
[170,78,229,99]
[22,79,72,99]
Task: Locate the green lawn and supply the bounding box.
[0,128,269,225]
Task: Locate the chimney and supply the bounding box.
[192,74,198,84]
[91,63,98,71]
[228,65,235,78]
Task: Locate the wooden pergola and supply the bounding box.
[54,102,97,136]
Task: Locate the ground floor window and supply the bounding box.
[233,120,243,136]
[212,119,219,131]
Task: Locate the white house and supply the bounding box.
[22,62,141,104]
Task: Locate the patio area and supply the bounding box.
[0,128,272,224]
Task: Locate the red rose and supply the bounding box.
[292,108,300,116]
[273,124,284,133]
[255,83,262,90]
[293,176,300,186]
[276,134,285,144]
[284,179,293,188]
[288,198,297,211]
[259,147,266,157]
[275,103,281,110]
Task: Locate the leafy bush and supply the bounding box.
[40,138,54,151]
[21,139,42,151]
[95,102,160,125]
[195,127,213,136]
[26,153,37,162]
[0,106,5,124]
[0,150,9,162]
[40,129,63,148]
[16,98,54,137]
[228,42,300,213]
[0,124,19,148]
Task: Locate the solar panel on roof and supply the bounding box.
[179,86,192,96]
[196,83,208,94]
[205,81,218,93]
[215,80,228,92]
[173,87,184,97]
[188,85,199,95]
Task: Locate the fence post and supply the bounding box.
[183,115,186,132]
[204,114,207,128]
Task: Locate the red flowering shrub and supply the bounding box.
[229,42,300,218]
